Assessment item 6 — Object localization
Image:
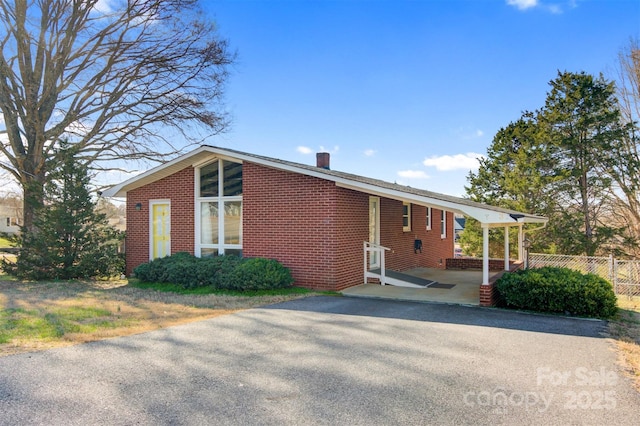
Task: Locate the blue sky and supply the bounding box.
[198,0,639,196]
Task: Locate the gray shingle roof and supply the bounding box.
[102,144,547,226]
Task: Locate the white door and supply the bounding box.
[369,196,380,268]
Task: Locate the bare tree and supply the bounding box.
[606,38,640,257]
[0,0,233,232]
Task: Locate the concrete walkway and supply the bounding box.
[343,268,488,305]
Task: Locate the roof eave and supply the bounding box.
[100,145,549,227]
[101,146,220,198]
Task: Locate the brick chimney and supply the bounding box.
[316,152,330,169]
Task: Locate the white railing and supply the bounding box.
[364,242,390,285]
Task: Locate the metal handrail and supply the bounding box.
[364,242,390,285]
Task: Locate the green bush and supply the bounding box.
[496,266,617,318]
[220,257,294,291]
[133,252,198,287]
[133,253,293,291]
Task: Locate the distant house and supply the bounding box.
[103,145,546,295]
[0,204,21,235]
[454,215,466,241]
[107,216,127,232]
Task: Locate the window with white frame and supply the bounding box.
[196,159,243,257]
[426,207,432,230]
[402,202,411,232]
[440,209,446,239]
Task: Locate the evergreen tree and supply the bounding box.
[541,71,625,256]
[463,71,629,257]
[462,114,559,257]
[3,143,123,280]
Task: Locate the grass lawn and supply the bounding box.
[609,295,640,390]
[0,236,15,248]
[0,277,330,356]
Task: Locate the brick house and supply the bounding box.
[102,145,547,292]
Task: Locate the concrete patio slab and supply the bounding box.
[342,268,503,305]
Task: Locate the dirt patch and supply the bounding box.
[0,279,313,357]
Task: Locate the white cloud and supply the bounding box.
[506,0,538,10]
[297,145,340,155]
[454,127,486,140]
[423,153,485,172]
[319,145,340,154]
[93,0,115,14]
[364,149,376,157]
[398,170,430,179]
[296,146,313,155]
[548,4,563,14]
[507,0,576,13]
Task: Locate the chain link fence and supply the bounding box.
[529,253,640,296]
[613,260,640,297]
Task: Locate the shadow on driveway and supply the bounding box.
[264,295,608,338]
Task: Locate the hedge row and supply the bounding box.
[495,266,617,318]
[133,252,294,291]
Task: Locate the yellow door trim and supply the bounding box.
[150,200,171,260]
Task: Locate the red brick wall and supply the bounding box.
[125,167,194,275]
[124,160,455,291]
[334,188,370,289]
[381,201,454,271]
[479,283,497,307]
[446,257,511,271]
[243,163,370,290]
[242,162,344,289]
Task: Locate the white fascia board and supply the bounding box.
[100,145,548,227]
[101,145,292,198]
[335,181,547,226]
[101,146,219,198]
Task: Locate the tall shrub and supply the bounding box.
[2,143,124,280]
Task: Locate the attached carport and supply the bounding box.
[334,178,548,286]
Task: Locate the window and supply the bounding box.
[440,209,447,239]
[426,207,432,230]
[402,202,411,232]
[5,217,9,227]
[196,159,243,257]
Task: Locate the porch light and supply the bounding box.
[135,203,142,211]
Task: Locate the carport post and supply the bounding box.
[504,226,509,271]
[482,224,489,285]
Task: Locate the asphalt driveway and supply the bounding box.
[1,296,638,425]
